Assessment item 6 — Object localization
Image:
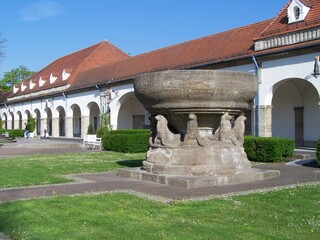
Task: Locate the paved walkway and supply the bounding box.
[0,139,319,203]
[0,137,90,158]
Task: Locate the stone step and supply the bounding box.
[292,153,312,160]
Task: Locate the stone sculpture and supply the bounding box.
[118,70,280,188]
[232,115,246,147]
[154,115,180,147]
[182,113,205,147]
[219,112,233,143]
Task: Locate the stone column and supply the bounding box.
[294,107,304,147]
[52,117,59,137]
[14,120,20,129]
[7,120,12,130]
[82,115,90,138]
[243,110,252,136]
[65,117,73,138]
[40,118,47,138]
[259,105,272,137]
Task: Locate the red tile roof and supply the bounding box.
[256,0,320,39]
[0,90,11,104]
[71,20,272,90]
[8,41,129,98]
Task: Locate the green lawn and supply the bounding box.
[0,185,319,239]
[0,152,145,188]
[0,152,319,239]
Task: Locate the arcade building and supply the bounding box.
[1,0,320,147]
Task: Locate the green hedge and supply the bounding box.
[244,136,295,162]
[0,129,25,138]
[102,130,149,153]
[317,140,320,166]
[101,131,295,161]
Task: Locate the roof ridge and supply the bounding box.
[133,19,273,58]
[255,1,291,39]
[70,41,105,77]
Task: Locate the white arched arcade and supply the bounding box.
[270,78,320,146]
[112,91,146,130]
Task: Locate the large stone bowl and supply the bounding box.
[134,70,258,114]
[118,70,280,187]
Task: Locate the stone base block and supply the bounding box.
[117,168,280,189]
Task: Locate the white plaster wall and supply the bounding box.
[222,63,256,74]
[260,52,320,105]
[271,82,299,139]
[65,90,101,117]
[117,93,145,129]
[304,86,320,141]
[109,83,135,130]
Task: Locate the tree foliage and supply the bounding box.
[0,66,36,92]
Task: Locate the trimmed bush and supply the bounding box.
[243,136,257,160]
[96,127,109,138]
[244,136,295,162]
[317,140,320,166]
[0,129,25,138]
[28,117,36,132]
[87,124,94,134]
[102,130,149,153]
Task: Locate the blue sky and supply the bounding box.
[0,0,288,77]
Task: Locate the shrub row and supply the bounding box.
[101,130,296,163]
[102,130,149,153]
[0,129,25,138]
[244,136,295,162]
[317,140,320,166]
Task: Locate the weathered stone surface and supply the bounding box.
[118,70,279,187]
[117,167,281,189]
[145,143,251,176]
[134,70,258,114]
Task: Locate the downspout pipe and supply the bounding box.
[252,55,260,137]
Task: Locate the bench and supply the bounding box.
[82,134,102,150]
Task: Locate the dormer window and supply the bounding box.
[50,73,58,84]
[287,0,311,24]
[62,69,72,81]
[13,85,19,94]
[294,6,300,20]
[21,83,27,92]
[39,76,46,87]
[29,79,36,89]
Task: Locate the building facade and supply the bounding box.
[1,0,320,146]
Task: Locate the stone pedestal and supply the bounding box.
[259,105,272,137]
[143,144,251,176]
[118,167,280,188]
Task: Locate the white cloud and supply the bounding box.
[20,0,65,21]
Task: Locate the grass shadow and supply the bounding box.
[117,159,143,168]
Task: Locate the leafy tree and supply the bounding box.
[0,66,36,92]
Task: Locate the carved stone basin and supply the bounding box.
[118,70,280,188]
[134,70,258,114]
